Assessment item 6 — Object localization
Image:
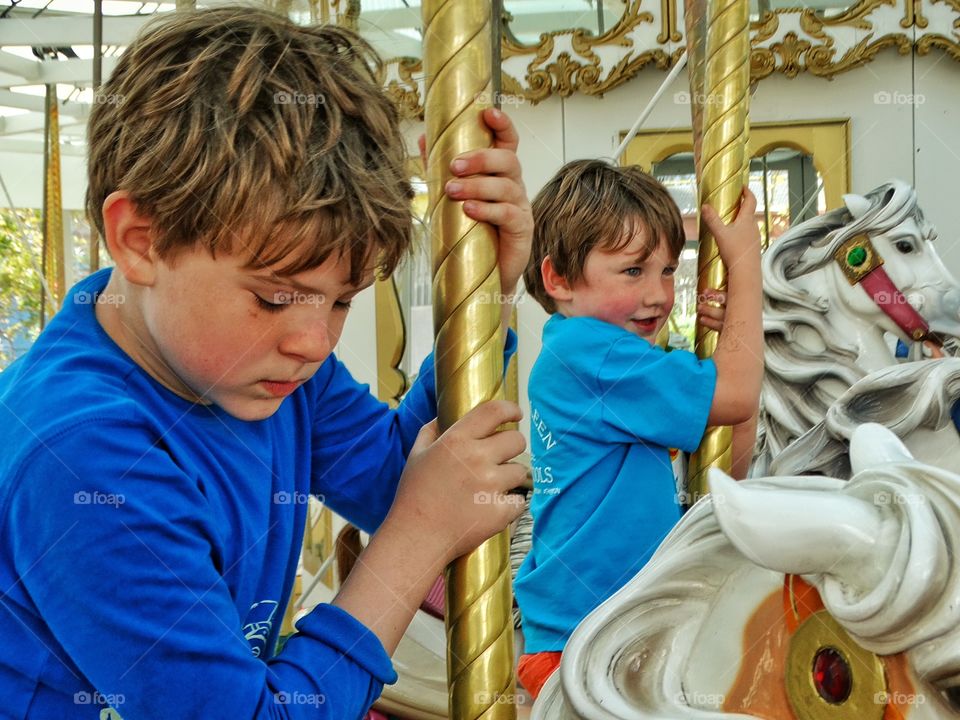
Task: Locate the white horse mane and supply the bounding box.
[537,424,960,717]
[772,358,960,478]
[534,475,837,719]
[759,180,933,464]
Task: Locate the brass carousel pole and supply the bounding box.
[422,0,516,717]
[41,83,64,327]
[684,0,751,500]
[90,0,103,272]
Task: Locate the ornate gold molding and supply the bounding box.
[621,119,850,214]
[383,57,423,121]
[500,0,671,102]
[376,0,958,112]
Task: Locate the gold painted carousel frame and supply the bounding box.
[383,0,960,119]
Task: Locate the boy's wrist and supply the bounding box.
[725,255,761,278]
[376,514,452,576]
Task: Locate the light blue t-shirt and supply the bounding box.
[514,314,717,652]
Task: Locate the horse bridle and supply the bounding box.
[834,233,945,346]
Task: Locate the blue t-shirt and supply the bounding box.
[514,314,716,652]
[0,269,516,719]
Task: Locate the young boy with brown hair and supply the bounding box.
[513,159,762,698]
[0,8,533,719]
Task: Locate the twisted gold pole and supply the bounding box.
[684,0,707,185]
[685,0,751,500]
[421,1,516,717]
[42,84,64,323]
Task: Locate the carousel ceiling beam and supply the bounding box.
[0,111,85,136]
[0,51,40,82]
[0,89,84,116]
[0,137,85,155]
[0,15,150,46]
[37,56,119,84]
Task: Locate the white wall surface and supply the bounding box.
[0,148,86,209]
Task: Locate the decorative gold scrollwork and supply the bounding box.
[376,0,959,113]
[799,0,895,38]
[383,57,423,121]
[500,0,669,102]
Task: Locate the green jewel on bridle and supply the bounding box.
[846,246,867,268]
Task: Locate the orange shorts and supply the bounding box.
[516,652,562,699]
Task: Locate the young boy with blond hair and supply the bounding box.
[514,159,762,698]
[0,8,534,719]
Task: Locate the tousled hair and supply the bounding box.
[523,159,686,314]
[86,6,412,284]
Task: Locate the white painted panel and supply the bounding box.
[914,53,960,278]
[0,149,87,209]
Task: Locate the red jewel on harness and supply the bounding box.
[812,647,852,704]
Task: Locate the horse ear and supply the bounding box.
[843,193,872,220]
[850,423,915,475]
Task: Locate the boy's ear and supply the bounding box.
[541,256,573,302]
[101,191,159,287]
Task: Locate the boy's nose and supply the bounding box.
[278,321,332,363]
[646,283,668,306]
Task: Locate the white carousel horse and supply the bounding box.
[772,357,960,479]
[534,422,960,718]
[756,179,960,474]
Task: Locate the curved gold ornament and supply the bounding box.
[374,278,409,407]
[384,58,424,121]
[685,0,751,501]
[785,610,887,720]
[421,1,516,717]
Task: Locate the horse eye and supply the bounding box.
[895,240,915,254]
[942,686,960,711]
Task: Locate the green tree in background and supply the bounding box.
[0,209,43,369]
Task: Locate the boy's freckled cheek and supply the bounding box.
[603,294,640,319]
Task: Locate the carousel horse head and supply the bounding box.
[758,180,960,467]
[773,358,960,479]
[534,424,960,719]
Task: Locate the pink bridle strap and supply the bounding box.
[833,233,932,343]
